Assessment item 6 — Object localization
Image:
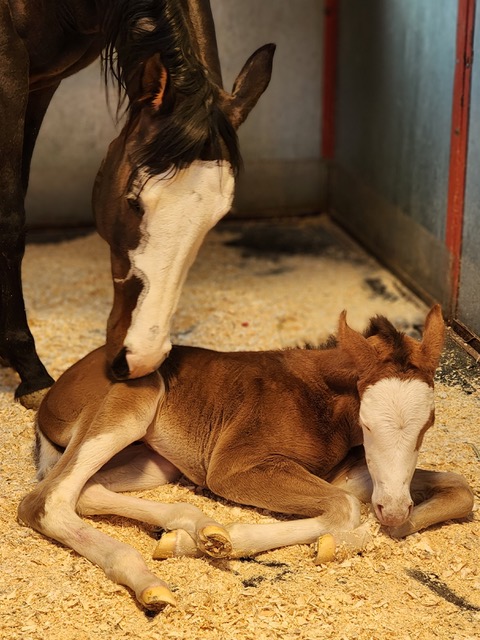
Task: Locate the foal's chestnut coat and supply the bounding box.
[18,306,474,609]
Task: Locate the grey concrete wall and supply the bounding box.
[26,66,118,227]
[26,0,325,227]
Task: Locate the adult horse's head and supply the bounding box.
[338,305,445,528]
[93,0,274,380]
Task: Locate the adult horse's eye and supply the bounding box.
[126,196,143,216]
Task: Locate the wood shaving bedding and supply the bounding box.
[0,216,478,640]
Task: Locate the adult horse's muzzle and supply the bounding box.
[110,347,131,380]
[110,341,171,380]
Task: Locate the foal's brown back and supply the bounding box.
[156,345,361,482]
[38,344,361,481]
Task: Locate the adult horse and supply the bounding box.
[0,0,274,407]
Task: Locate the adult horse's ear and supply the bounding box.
[338,310,377,374]
[224,43,276,129]
[419,304,445,375]
[140,53,168,111]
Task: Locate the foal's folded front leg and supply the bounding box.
[388,468,474,538]
[153,456,365,559]
[152,517,371,560]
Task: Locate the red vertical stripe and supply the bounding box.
[446,0,475,312]
[322,0,339,159]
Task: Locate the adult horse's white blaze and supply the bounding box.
[123,160,234,378]
[359,377,434,527]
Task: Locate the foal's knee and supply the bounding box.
[330,492,363,531]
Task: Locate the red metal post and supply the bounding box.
[446,0,476,313]
[321,0,339,159]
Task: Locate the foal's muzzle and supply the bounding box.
[373,500,414,528]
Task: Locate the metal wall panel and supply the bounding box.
[331,0,458,303]
[457,4,480,335]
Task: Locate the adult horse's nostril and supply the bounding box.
[111,347,130,380]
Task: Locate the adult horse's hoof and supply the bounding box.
[17,386,51,410]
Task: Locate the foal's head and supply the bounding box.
[338,305,445,527]
[93,1,274,379]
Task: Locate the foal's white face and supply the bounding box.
[120,160,234,378]
[359,377,434,527]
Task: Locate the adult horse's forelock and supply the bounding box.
[101,0,242,177]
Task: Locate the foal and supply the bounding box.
[18,305,474,609]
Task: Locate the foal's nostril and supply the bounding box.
[110,347,130,380]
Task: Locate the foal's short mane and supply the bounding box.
[100,0,241,177]
[307,315,413,369]
[364,315,413,370]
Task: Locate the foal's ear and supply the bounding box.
[337,310,377,372]
[224,43,276,129]
[141,53,168,111]
[419,304,445,374]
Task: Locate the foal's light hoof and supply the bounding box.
[314,534,336,564]
[18,387,50,410]
[152,531,178,559]
[199,525,232,558]
[140,585,177,609]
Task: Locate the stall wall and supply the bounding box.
[25,0,325,227]
[330,0,458,306]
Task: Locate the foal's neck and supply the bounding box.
[287,346,364,448]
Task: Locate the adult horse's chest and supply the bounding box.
[8,0,102,89]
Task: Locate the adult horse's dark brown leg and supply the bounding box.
[0,6,55,407]
[21,83,61,194]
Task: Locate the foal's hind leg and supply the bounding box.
[388,468,474,538]
[19,384,195,609]
[77,444,233,558]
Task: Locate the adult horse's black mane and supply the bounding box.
[100,0,241,179]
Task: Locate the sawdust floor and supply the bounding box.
[0,215,479,640]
